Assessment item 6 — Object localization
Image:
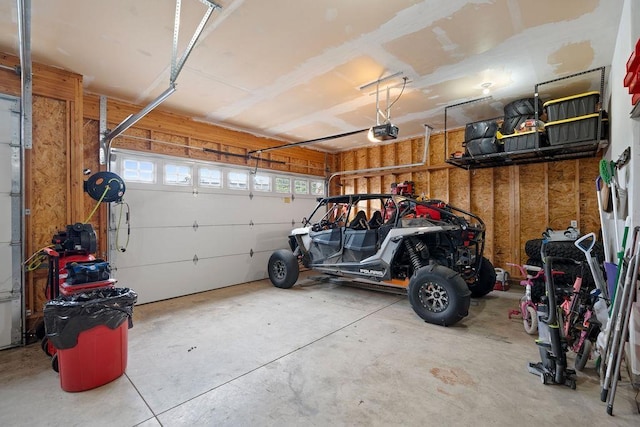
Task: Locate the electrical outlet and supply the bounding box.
[570,220,578,228]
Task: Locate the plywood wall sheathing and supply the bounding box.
[429,169,449,201]
[470,169,494,261]
[83,94,332,177]
[429,133,445,166]
[397,139,412,165]
[492,167,513,268]
[30,96,69,317]
[449,168,470,209]
[548,161,578,230]
[578,157,602,234]
[381,143,396,167]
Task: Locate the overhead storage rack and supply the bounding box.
[445,67,608,170]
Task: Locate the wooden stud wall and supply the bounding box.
[82,95,330,177]
[337,129,603,272]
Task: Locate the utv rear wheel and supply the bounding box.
[268,249,299,289]
[468,257,496,298]
[408,265,471,326]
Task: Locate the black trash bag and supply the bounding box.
[44,287,137,350]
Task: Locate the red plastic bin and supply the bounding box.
[57,321,128,392]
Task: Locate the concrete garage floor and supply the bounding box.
[1,271,638,426]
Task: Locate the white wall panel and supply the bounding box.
[109,149,319,305]
[0,95,21,349]
[0,194,10,242]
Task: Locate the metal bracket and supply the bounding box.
[99,95,107,164]
[17,0,32,150]
[103,0,221,146]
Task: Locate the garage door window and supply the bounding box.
[228,171,248,190]
[253,174,271,192]
[294,179,309,194]
[199,167,222,188]
[165,164,192,185]
[123,159,155,183]
[275,177,291,193]
[311,180,324,196]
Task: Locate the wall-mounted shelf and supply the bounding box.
[446,139,609,169]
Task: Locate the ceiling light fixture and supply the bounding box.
[481,82,492,95]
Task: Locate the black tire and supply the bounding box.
[268,249,299,289]
[35,321,46,340]
[468,257,496,298]
[525,257,578,288]
[500,115,530,135]
[465,119,498,141]
[525,238,605,262]
[545,241,589,261]
[574,339,592,371]
[40,336,53,357]
[501,98,544,135]
[465,137,498,156]
[503,97,543,118]
[51,353,59,373]
[408,264,471,326]
[524,239,543,260]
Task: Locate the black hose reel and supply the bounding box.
[83,171,126,203]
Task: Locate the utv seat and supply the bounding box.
[349,210,369,230]
[368,211,383,229]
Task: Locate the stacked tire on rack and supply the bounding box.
[464,119,499,156]
[501,97,545,135]
[523,237,605,302]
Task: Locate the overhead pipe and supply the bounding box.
[327,124,433,196]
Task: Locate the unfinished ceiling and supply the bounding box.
[0,0,624,152]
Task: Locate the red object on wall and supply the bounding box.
[57,322,128,392]
[627,38,640,73]
[625,38,640,105]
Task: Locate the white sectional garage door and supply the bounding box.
[108,149,322,304]
[0,94,22,349]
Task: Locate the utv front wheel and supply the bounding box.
[408,265,471,326]
[268,249,299,289]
